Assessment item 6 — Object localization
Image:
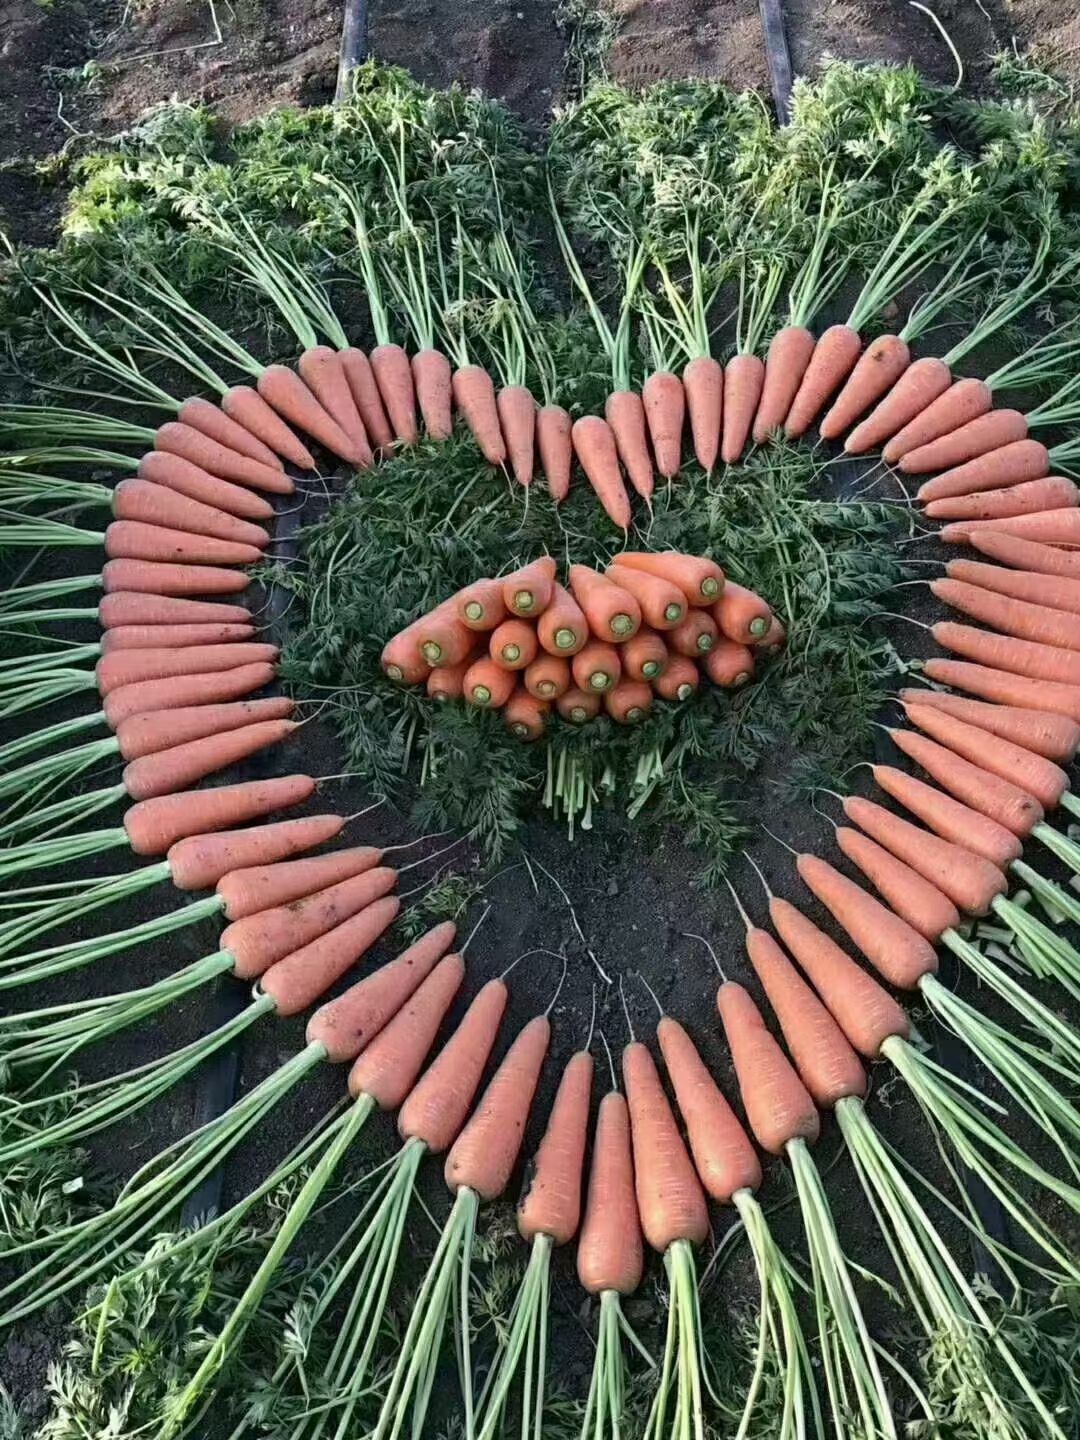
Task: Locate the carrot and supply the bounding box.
[490,618,539,671]
[296,347,373,466]
[416,608,475,668]
[622,1041,709,1251]
[753,326,815,444]
[668,610,717,657]
[555,685,602,723]
[340,347,395,452]
[537,582,588,656]
[166,813,345,891]
[716,982,820,1153]
[642,371,685,478]
[445,1014,551,1199]
[903,701,1069,810]
[101,557,249,596]
[455,579,507,633]
[177,396,283,472]
[885,726,1044,836]
[255,364,361,464]
[102,662,277,729]
[123,773,315,855]
[605,390,654,499]
[100,622,254,651]
[933,618,1080,686]
[819,334,911,441]
[121,718,296,801]
[753,615,786,653]
[216,843,384,920]
[381,625,431,686]
[427,655,476,703]
[136,452,276,522]
[721,353,765,462]
[652,654,699,701]
[464,656,517,709]
[96,643,278,696]
[713,580,772,642]
[222,868,399,980]
[98,592,252,628]
[504,688,548,740]
[518,1050,593,1244]
[897,686,1080,761]
[900,409,1029,475]
[768,896,910,1058]
[260,896,401,1015]
[112,480,269,548]
[614,551,724,606]
[941,509,1080,548]
[503,557,557,618]
[452,365,505,464]
[569,564,641,641]
[306,922,458,1064]
[496,385,536,486]
[784,325,863,439]
[537,405,573,502]
[946,557,1080,618]
[703,638,754,687]
[683,356,724,471]
[104,521,262,569]
[657,1016,762,1202]
[605,562,685,629]
[371,344,419,447]
[843,356,953,454]
[871,762,1023,870]
[795,853,939,987]
[882,378,993,464]
[349,951,466,1110]
[915,440,1051,503]
[576,1090,643,1295]
[620,630,668,682]
[604,679,652,723]
[835,826,960,940]
[926,475,1077,523]
[221,385,316,470]
[923,655,1080,723]
[411,349,453,442]
[571,640,621,693]
[572,416,631,528]
[966,529,1080,579]
[524,653,570,700]
[155,420,293,495]
[931,576,1080,651]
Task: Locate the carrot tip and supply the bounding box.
[553,628,577,651]
[696,635,715,652]
[611,613,635,637]
[569,706,589,722]
[473,686,493,704]
[513,589,537,612]
[626,707,646,722]
[676,683,694,700]
[588,673,613,691]
[664,604,686,623]
[701,578,721,599]
[642,661,662,678]
[464,602,484,621]
[748,617,770,638]
[386,665,405,682]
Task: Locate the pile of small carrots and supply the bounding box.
[381,552,783,737]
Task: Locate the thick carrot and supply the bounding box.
[371,344,419,446]
[518,1050,593,1244]
[123,773,315,855]
[622,1040,709,1251]
[916,440,1051,502]
[716,982,820,1153]
[713,580,772,642]
[621,630,668,682]
[100,622,254,651]
[923,655,1080,723]
[933,618,1080,686]
[605,679,653,723]
[453,364,505,464]
[784,325,862,439]
[605,390,654,499]
[381,623,431,686]
[101,557,249,596]
[166,813,344,891]
[116,698,293,760]
[683,356,724,471]
[537,405,573,502]
[871,762,1023,869]
[104,521,261,568]
[941,509,1080,548]
[966,529,1080,579]
[819,335,911,441]
[296,347,373,466]
[490,618,539,671]
[260,896,401,1015]
[614,552,724,606]
[256,365,362,464]
[844,356,953,454]
[903,701,1069,810]
[464,657,517,709]
[668,610,717,657]
[156,421,293,495]
[348,951,466,1109]
[768,896,910,1058]
[537,582,589,656]
[221,385,316,470]
[753,326,815,444]
[885,726,1044,836]
[497,385,536,486]
[571,640,621,693]
[427,655,476,703]
[703,638,754,687]
[307,921,457,1063]
[340,347,395,452]
[102,662,276,729]
[504,688,549,740]
[416,608,476,668]
[569,564,641,641]
[98,592,252,628]
[882,378,993,464]
[652,654,699,701]
[642,371,685,478]
[503,557,557,618]
[524,653,571,700]
[658,1016,762,1202]
[555,685,602,723]
[217,844,383,920]
[926,476,1078,523]
[137,452,276,522]
[457,579,509,633]
[900,409,1029,475]
[114,480,269,547]
[795,853,939,987]
[605,562,685,629]
[897,686,1080,760]
[931,576,1080,650]
[177,395,283,471]
[946,558,1080,618]
[721,353,765,462]
[411,349,453,442]
[121,718,296,801]
[96,643,278,696]
[576,1089,643,1295]
[835,826,960,940]
[445,1014,551,1199]
[572,416,631,529]
[753,615,786,654]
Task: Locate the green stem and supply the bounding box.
[0,735,119,804]
[0,572,102,618]
[0,860,171,959]
[643,1239,707,1440]
[476,1233,553,1440]
[0,825,128,884]
[0,780,125,847]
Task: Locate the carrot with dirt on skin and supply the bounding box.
[884,724,1046,837]
[136,453,277,522]
[571,641,621,694]
[903,701,1071,810]
[370,344,419,448]
[504,688,548,741]
[722,257,785,460]
[572,417,632,529]
[703,638,754,688]
[897,687,1080,761]
[652,654,699,701]
[104,558,250,596]
[915,442,1055,503]
[604,680,652,724]
[536,404,573,502]
[930,577,1080,652]
[427,655,476,703]
[931,618,1080,687]
[411,348,453,443]
[642,370,685,479]
[819,335,915,441]
[489,618,538,671]
[503,556,557,618]
[621,630,668,682]
[555,686,601,723]
[218,386,316,471]
[155,422,294,495]
[713,580,772,642]
[456,579,508,632]
[945,557,1080,618]
[871,762,1024,869]
[382,599,459,683]
[941,508,1080,549]
[90,643,279,696]
[835,826,961,941]
[537,582,589,656]
[98,593,253,628]
[341,347,395,452]
[922,655,1080,723]
[99,622,254,651]
[753,615,786,653]
[668,608,718,657]
[416,607,476,668]
[463,657,517,709]
[964,528,1080,579]
[924,476,1079,523]
[524,654,571,700]
[173,396,283,472]
[99,521,261,568]
[568,564,641,642]
[604,562,686,629]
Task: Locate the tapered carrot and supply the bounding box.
[260,896,401,1014]
[101,557,249,596]
[504,688,548,740]
[453,365,505,465]
[456,579,508,632]
[569,564,641,641]
[897,686,1080,761]
[296,347,373,466]
[784,325,862,438]
[966,529,1080,579]
[155,421,293,495]
[652,654,699,701]
[112,480,269,548]
[604,679,652,723]
[347,950,466,1110]
[556,685,602,723]
[605,390,653,499]
[941,508,1080,548]
[721,353,765,462]
[605,562,685,628]
[704,638,754,687]
[843,356,953,454]
[102,663,277,728]
[216,844,384,919]
[900,409,1029,475]
[570,640,621,694]
[518,1050,594,1244]
[537,582,588,656]
[411,349,453,441]
[371,344,419,446]
[254,367,361,465]
[503,557,557,618]
[104,521,261,568]
[882,378,992,464]
[95,643,278,696]
[753,326,815,444]
[923,655,1080,723]
[614,551,724,605]
[123,774,315,855]
[819,335,911,440]
[100,622,254,651]
[933,618,1080,686]
[340,347,395,452]
[416,607,475,667]
[220,385,316,470]
[903,701,1069,810]
[668,610,717,657]
[834,826,959,944]
[931,577,1080,651]
[946,557,1080,618]
[716,982,820,1153]
[576,1089,643,1295]
[137,452,276,522]
[622,1041,709,1251]
[683,356,723,470]
[166,813,345,891]
[98,592,252,628]
[116,699,292,760]
[524,654,570,700]
[177,396,283,471]
[463,657,517,709]
[497,385,536,486]
[753,615,786,653]
[885,726,1044,836]
[713,580,772,642]
[621,630,668,682]
[427,655,475,702]
[381,617,432,685]
[642,371,685,478]
[925,476,1078,523]
[573,416,631,528]
[871,762,1023,870]
[916,440,1051,502]
[490,618,538,671]
[537,404,573,502]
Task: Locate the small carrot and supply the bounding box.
[833,826,959,944]
[556,685,602,723]
[923,655,1080,723]
[946,557,1080,617]
[255,365,362,465]
[900,408,1029,475]
[620,630,668,682]
[136,452,276,522]
[576,1089,643,1296]
[104,521,261,568]
[100,622,254,652]
[296,347,373,466]
[102,663,276,728]
[682,356,724,471]
[614,551,724,605]
[155,421,292,495]
[123,774,315,856]
[489,618,539,671]
[916,440,1051,503]
[703,638,754,687]
[503,557,557,618]
[604,679,653,723]
[783,324,862,439]
[713,580,772,642]
[882,377,993,464]
[931,576,1080,652]
[496,384,537,486]
[177,395,283,471]
[753,326,815,445]
[456,579,508,632]
[965,529,1080,580]
[537,582,589,656]
[95,643,278,696]
[573,416,631,529]
[819,334,911,441]
[220,385,315,470]
[216,844,384,920]
[166,814,346,892]
[115,698,293,760]
[416,605,476,668]
[371,343,419,447]
[668,609,718,657]
[98,592,252,627]
[871,762,1023,870]
[897,686,1080,761]
[101,557,248,596]
[642,371,685,479]
[463,657,517,709]
[622,1040,709,1251]
[452,364,506,464]
[111,480,269,549]
[753,615,786,653]
[605,562,686,629]
[427,655,475,703]
[382,617,432,685]
[925,476,1077,523]
[903,700,1070,811]
[652,654,699,701]
[716,982,820,1154]
[504,687,549,740]
[941,508,1080,549]
[517,1050,594,1245]
[843,356,952,455]
[605,390,654,499]
[885,725,1044,836]
[411,349,453,442]
[571,640,621,693]
[933,618,1080,687]
[721,353,765,462]
[340,347,395,452]
[568,564,642,642]
[537,404,573,502]
[524,653,570,700]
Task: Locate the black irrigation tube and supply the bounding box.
[759,0,794,123]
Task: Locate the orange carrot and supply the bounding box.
[886,726,1044,836]
[537,405,573,502]
[614,552,724,606]
[871,762,1023,870]
[604,679,653,723]
[537,582,589,656]
[260,896,400,1015]
[255,366,362,465]
[899,409,1029,475]
[933,618,1080,686]
[456,579,508,632]
[216,844,383,920]
[137,452,276,522]
[904,701,1069,810]
[524,653,571,700]
[572,416,631,529]
[518,1050,594,1244]
[843,356,952,455]
[427,655,476,703]
[897,686,1080,761]
[177,396,283,471]
[371,344,419,447]
[102,663,276,729]
[683,356,724,471]
[576,1089,643,1295]
[882,378,992,464]
[123,773,315,856]
[716,982,820,1154]
[490,618,539,671]
[452,364,505,465]
[668,610,717,657]
[713,580,772,642]
[503,557,557,618]
[95,643,278,696]
[753,326,815,444]
[621,630,668,682]
[101,557,249,596]
[104,521,261,568]
[622,1040,709,1251]
[819,334,911,441]
[721,353,765,462]
[652,654,699,702]
[296,347,373,466]
[571,640,621,694]
[348,951,466,1110]
[925,477,1078,523]
[915,441,1051,502]
[642,371,685,478]
[966,529,1080,579]
[463,657,517,709]
[116,698,291,761]
[220,385,316,470]
[569,564,641,642]
[381,616,433,685]
[941,508,1080,548]
[605,562,686,629]
[415,607,476,668]
[112,480,269,549]
[931,576,1080,651]
[555,685,601,722]
[497,385,537,486]
[784,324,862,439]
[166,813,345,891]
[504,687,549,740]
[946,558,1080,619]
[155,420,293,495]
[753,615,786,654]
[605,390,654,500]
[835,826,961,940]
[923,655,1080,723]
[411,349,453,441]
[100,622,254,652]
[98,592,252,628]
[340,347,395,452]
[703,638,754,687]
